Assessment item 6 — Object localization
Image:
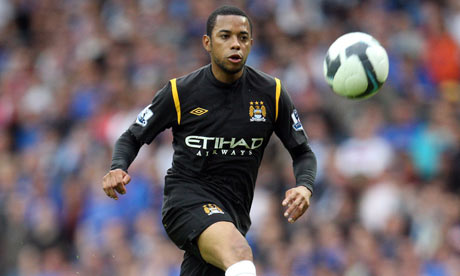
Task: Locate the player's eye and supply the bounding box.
[220,34,229,39]
[240,35,249,42]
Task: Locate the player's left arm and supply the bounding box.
[273,80,317,223]
[282,145,316,223]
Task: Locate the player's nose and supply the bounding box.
[230,36,241,50]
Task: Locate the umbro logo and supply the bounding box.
[190,107,208,116]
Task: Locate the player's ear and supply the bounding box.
[203,35,211,52]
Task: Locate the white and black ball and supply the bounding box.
[323,32,389,99]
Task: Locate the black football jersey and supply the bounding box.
[129,64,309,232]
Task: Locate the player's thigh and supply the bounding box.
[180,251,225,276]
[197,221,253,271]
[162,202,234,258]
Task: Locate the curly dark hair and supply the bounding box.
[206,5,253,37]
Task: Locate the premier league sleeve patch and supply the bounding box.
[135,104,154,127]
[291,109,304,131]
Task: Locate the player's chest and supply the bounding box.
[179,89,274,135]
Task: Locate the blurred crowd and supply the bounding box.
[0,0,460,275]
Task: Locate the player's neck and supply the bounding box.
[210,63,243,84]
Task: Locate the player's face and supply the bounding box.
[203,15,253,80]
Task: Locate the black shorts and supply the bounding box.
[162,201,234,276]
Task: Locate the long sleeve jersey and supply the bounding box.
[111,64,316,233]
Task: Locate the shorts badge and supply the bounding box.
[203,204,224,216]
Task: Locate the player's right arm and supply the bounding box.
[103,81,178,200]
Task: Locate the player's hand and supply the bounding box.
[282,186,312,223]
[102,169,131,200]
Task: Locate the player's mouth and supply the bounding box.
[228,54,242,64]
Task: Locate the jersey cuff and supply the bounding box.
[110,130,142,172]
[292,144,317,194]
[295,175,315,194]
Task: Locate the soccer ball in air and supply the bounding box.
[323,32,389,99]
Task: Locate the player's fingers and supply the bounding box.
[288,201,307,223]
[110,173,124,198]
[114,182,126,195]
[282,191,296,206]
[103,174,119,200]
[108,188,118,200]
[113,171,124,187]
[284,196,303,219]
[102,172,114,188]
[102,173,112,195]
[103,184,118,200]
[122,173,131,185]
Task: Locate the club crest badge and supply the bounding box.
[203,204,224,216]
[249,101,266,122]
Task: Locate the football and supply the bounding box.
[323,32,389,99]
